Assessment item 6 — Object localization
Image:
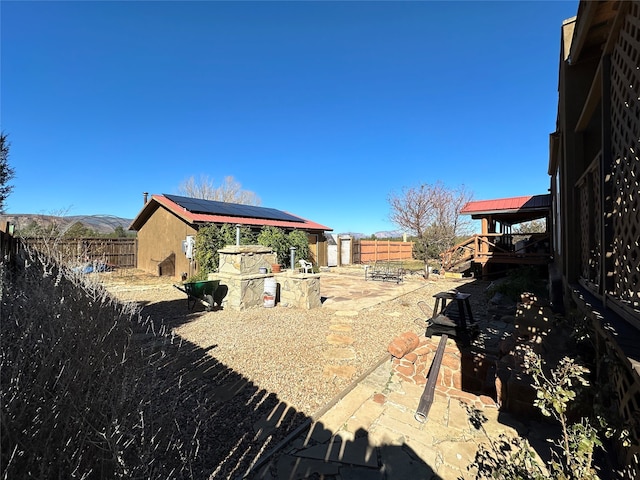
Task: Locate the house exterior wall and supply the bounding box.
[136,206,330,278]
[552,2,639,324]
[137,207,197,278]
[550,2,640,471]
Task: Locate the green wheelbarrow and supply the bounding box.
[173,280,220,311]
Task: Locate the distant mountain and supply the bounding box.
[337,232,367,239]
[0,214,134,235]
[373,230,405,239]
[335,231,406,239]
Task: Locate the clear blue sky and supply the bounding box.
[2,0,577,235]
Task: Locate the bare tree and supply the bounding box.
[178,175,261,205]
[388,181,473,260]
[388,184,434,238]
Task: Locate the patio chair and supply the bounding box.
[299,259,313,273]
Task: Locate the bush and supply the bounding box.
[287,230,311,267]
[195,224,310,271]
[0,248,164,477]
[195,223,256,275]
[464,347,630,480]
[256,226,289,266]
[0,244,304,479]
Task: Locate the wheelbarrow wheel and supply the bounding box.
[204,294,214,311]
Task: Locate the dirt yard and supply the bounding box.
[97,267,491,416]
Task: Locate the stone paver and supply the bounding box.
[248,357,534,480]
[323,365,357,379]
[323,346,357,361]
[245,271,550,480]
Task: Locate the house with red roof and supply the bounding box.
[441,194,552,276]
[129,194,332,278]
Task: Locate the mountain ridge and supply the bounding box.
[0,214,134,234]
[2,214,405,239]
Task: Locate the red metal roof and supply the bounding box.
[461,194,551,215]
[129,194,332,232]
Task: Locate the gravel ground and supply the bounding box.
[99,268,490,417]
[94,267,492,478]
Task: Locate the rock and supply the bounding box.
[387,332,420,358]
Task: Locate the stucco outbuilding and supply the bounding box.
[129,194,332,278]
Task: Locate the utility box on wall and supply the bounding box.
[182,236,195,260]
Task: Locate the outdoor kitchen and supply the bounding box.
[211,245,321,310]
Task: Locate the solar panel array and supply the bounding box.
[164,194,304,223]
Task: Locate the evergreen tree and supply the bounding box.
[0,133,15,213]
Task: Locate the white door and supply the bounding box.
[340,237,351,265]
[327,245,338,267]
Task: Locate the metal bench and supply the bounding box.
[365,262,404,283]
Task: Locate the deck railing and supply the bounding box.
[441,232,551,272]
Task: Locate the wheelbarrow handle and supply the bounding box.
[173,284,188,294]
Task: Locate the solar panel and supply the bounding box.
[163,194,304,223]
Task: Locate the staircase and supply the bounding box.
[440,237,475,274]
[440,232,552,274]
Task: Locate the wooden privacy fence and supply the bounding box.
[353,239,414,264]
[24,237,137,268]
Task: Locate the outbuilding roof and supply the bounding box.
[461,194,551,224]
[129,194,332,232]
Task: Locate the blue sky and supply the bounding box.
[2,0,577,235]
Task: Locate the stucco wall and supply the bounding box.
[137,207,196,278]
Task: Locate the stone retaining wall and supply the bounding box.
[390,336,496,398]
[387,292,559,413]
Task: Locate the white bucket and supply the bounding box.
[263,277,277,308]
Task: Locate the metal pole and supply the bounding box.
[415,334,448,423]
[290,247,296,272]
[236,224,241,246]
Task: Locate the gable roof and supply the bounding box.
[461,194,551,224]
[129,194,332,232]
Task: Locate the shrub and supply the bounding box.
[287,230,311,267]
[195,224,310,271]
[257,226,289,266]
[194,223,256,275]
[0,247,161,477]
[464,347,629,480]
[0,243,303,479]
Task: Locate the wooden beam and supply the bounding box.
[575,2,629,132]
[568,1,599,64]
[575,62,602,132]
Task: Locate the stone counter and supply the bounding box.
[217,245,277,275]
[278,272,321,310]
[210,271,321,311]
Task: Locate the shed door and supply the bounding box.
[307,234,318,264]
[327,245,338,267]
[340,237,351,265]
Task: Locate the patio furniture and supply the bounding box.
[422,290,476,344]
[365,262,404,283]
[299,259,313,274]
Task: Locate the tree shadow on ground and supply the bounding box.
[122,295,444,479]
[250,425,442,480]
